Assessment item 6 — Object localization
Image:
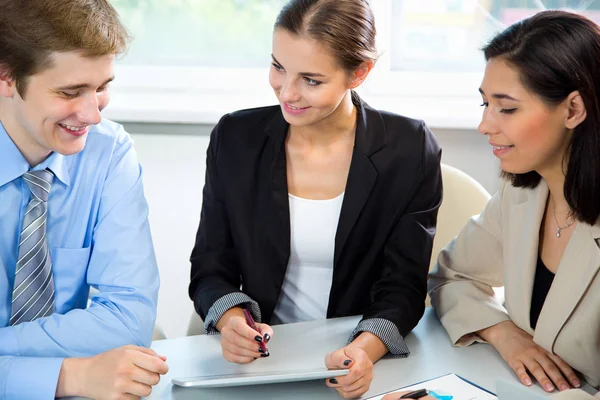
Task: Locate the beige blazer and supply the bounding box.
[551,390,600,400]
[429,180,600,388]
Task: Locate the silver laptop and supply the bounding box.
[172,367,350,388]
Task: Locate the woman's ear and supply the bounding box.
[564,90,587,130]
[0,66,16,98]
[348,60,375,89]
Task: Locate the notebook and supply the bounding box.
[367,373,497,400]
[172,367,350,388]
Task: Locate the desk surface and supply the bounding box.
[146,308,555,399]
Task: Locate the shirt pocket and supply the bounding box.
[50,247,92,312]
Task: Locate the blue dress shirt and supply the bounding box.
[0,119,159,400]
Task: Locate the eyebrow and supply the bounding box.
[479,88,520,101]
[55,76,115,91]
[271,55,326,78]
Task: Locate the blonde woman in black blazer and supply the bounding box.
[189,1,442,398]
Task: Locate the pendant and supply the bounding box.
[556,228,561,238]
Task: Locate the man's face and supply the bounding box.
[0,51,115,165]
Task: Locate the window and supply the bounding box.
[367,0,600,96]
[106,0,600,128]
[113,0,287,67]
[387,1,600,74]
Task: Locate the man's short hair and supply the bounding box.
[0,0,130,96]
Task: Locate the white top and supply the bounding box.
[271,192,344,324]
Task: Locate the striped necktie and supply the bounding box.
[10,169,55,326]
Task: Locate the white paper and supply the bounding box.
[367,373,497,400]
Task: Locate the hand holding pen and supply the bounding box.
[216,306,274,364]
[381,389,436,400]
[243,309,269,356]
[381,389,445,400]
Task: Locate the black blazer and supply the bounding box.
[189,94,442,338]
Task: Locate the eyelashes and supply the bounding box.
[304,77,322,86]
[59,85,109,99]
[271,63,323,87]
[480,102,517,114]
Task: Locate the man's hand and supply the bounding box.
[56,345,169,400]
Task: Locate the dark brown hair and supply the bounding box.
[0,0,130,96]
[275,0,378,72]
[483,10,600,224]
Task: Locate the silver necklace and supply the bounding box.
[551,201,575,238]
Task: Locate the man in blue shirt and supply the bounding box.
[0,0,168,399]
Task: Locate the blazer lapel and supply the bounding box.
[504,182,548,334]
[334,92,385,266]
[262,93,386,272]
[265,111,291,270]
[534,220,600,351]
[334,149,377,266]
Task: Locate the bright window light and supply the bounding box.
[105,0,600,128]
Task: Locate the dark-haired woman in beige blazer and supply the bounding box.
[430,181,600,394]
[429,10,600,399]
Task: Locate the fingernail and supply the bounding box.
[560,384,569,391]
[260,352,270,357]
[545,383,555,391]
[329,378,338,384]
[258,347,265,353]
[572,380,581,388]
[343,359,352,366]
[524,378,532,386]
[264,333,271,343]
[254,335,263,343]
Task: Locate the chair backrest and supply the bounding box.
[187,311,205,336]
[152,324,167,340]
[430,163,491,271]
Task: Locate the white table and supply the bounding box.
[146,308,587,399]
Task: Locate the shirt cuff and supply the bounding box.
[204,292,261,334]
[348,318,410,357]
[6,357,63,400]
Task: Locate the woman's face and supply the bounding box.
[269,28,354,127]
[478,57,574,176]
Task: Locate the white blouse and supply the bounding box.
[271,192,344,324]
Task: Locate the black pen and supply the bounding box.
[399,388,429,399]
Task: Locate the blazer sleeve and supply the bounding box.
[362,123,442,339]
[188,116,258,327]
[428,180,511,346]
[549,389,599,400]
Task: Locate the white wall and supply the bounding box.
[131,127,500,339]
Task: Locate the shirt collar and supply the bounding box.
[0,121,71,187]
